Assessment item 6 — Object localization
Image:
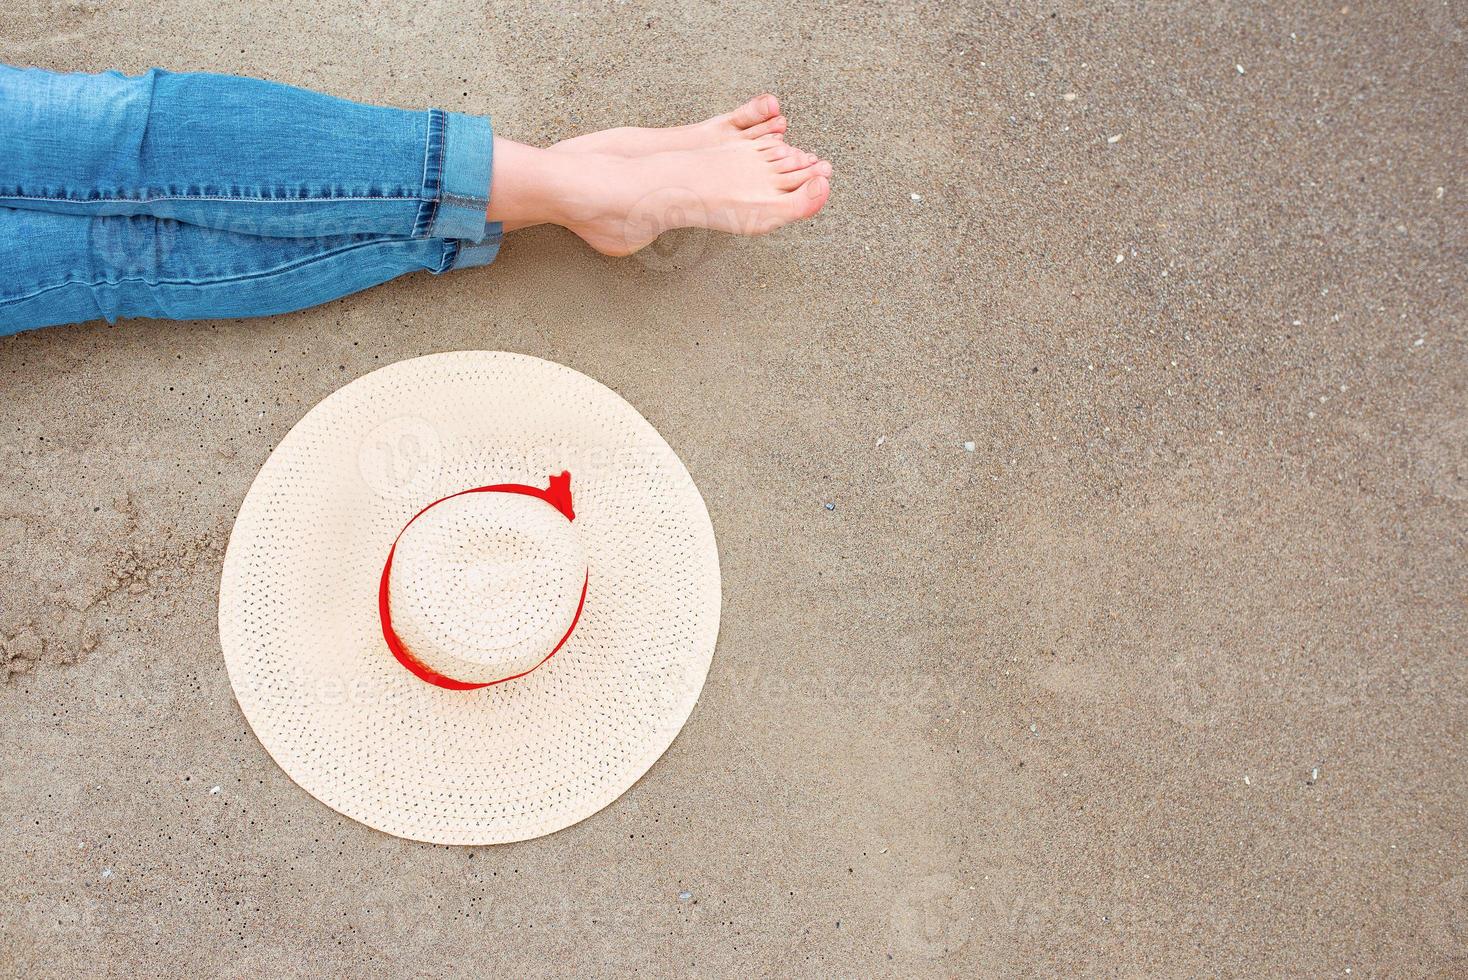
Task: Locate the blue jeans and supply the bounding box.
[0,65,501,337]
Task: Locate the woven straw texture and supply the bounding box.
[218,352,721,844]
[390,490,589,684]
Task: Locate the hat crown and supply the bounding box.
[386,490,586,685]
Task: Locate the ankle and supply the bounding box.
[486,139,615,228]
[546,153,635,228]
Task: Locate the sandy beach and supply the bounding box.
[1,1,1464,975]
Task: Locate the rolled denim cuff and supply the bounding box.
[420,110,495,242]
[450,224,504,269]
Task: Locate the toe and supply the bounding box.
[729,94,780,128]
[773,153,807,173]
[795,174,830,219]
[775,150,822,174]
[775,162,824,191]
[742,115,788,140]
[763,143,795,162]
[764,173,828,229]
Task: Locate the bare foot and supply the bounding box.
[551,94,789,157]
[488,122,832,253]
[553,136,831,255]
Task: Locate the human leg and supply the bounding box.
[0,206,494,336]
[0,64,497,244]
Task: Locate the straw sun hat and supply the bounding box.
[218,351,721,845]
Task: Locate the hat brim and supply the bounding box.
[218,352,721,844]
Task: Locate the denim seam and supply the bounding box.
[426,112,449,237]
[415,110,446,240]
[441,192,486,209]
[0,237,428,307]
[0,193,423,204]
[418,110,432,203]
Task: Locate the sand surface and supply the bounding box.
[2,1,1464,976]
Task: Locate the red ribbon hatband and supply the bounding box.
[378,471,586,691]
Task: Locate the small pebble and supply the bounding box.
[875,435,886,446]
[101,868,114,879]
[1107,134,1121,144]
[677,890,692,902]
[1243,775,1251,785]
[1062,92,1077,101]
[823,502,835,511]
[963,441,975,452]
[209,785,221,795]
[909,192,922,202]
[1236,64,1246,74]
[1115,253,1125,263]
